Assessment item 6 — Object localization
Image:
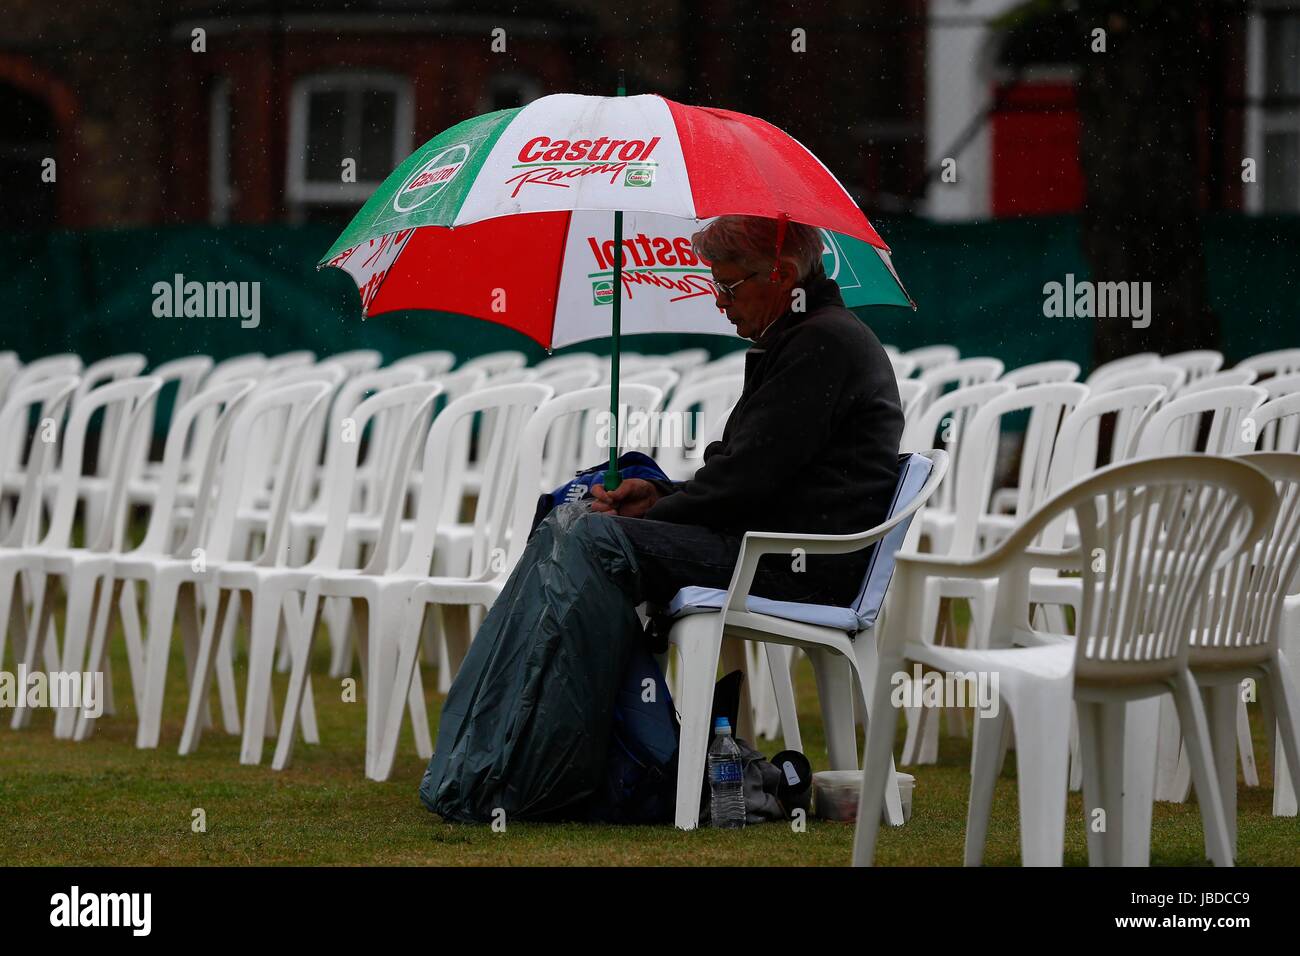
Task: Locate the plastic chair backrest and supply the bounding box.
[458,351,527,377]
[1238,348,1300,381]
[888,354,917,380]
[504,384,662,571]
[201,380,333,564]
[397,382,554,578]
[1000,360,1081,388]
[43,377,162,552]
[949,382,1089,556]
[0,376,78,548]
[307,381,442,571]
[134,378,256,557]
[393,351,457,377]
[915,357,1004,417]
[1085,352,1159,387]
[1092,363,1185,400]
[1135,385,1266,458]
[1180,368,1256,396]
[1261,372,1300,401]
[1247,391,1300,454]
[990,455,1276,683]
[904,344,959,375]
[902,380,1013,517]
[1164,350,1224,384]
[1191,452,1300,656]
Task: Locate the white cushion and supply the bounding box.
[666,453,934,635]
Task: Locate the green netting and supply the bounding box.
[1,215,1296,370]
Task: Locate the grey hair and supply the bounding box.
[691,215,825,282]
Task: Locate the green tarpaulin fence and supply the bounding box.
[1,215,1296,371]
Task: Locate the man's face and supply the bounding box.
[710,260,792,341]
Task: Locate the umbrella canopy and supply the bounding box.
[321,93,912,347]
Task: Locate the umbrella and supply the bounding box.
[321,88,911,487]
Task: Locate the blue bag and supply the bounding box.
[531,451,673,535]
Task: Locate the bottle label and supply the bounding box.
[711,761,743,785]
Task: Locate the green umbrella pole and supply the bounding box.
[604,208,624,492]
[604,70,628,493]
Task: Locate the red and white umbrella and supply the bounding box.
[322,91,911,484]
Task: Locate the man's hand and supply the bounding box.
[590,478,660,518]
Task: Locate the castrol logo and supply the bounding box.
[393,143,470,213]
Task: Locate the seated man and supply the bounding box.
[593,214,903,611]
[421,214,903,822]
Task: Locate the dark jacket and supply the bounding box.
[645,271,903,600]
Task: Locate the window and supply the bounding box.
[479,74,541,113]
[287,73,413,222]
[1247,7,1300,211]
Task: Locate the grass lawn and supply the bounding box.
[1,604,1296,866]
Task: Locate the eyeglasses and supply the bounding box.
[713,272,759,303]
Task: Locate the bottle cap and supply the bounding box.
[713,717,731,734]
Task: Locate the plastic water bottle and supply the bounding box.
[708,717,746,829]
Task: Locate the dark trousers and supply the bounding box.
[607,514,866,610]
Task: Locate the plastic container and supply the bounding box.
[708,717,746,829]
[812,770,915,823]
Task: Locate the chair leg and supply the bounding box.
[1236,691,1259,787]
[964,702,1010,866]
[1265,653,1300,818]
[1007,680,1072,866]
[852,658,904,865]
[764,643,801,752]
[672,615,724,830]
[1204,682,1240,857]
[136,580,183,749]
[272,592,326,771]
[11,574,55,729]
[1170,669,1234,867]
[720,637,756,744]
[54,570,101,738]
[1120,697,1159,867]
[74,578,122,741]
[1153,695,1187,802]
[1075,700,1106,866]
[807,646,858,771]
[178,586,232,756]
[374,598,430,782]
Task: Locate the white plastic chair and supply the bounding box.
[1260,372,1300,401]
[1164,350,1224,385]
[8,377,163,732]
[1238,348,1300,382]
[1179,368,1257,396]
[1134,385,1266,458]
[853,454,1276,867]
[904,345,959,375]
[1085,352,1159,388]
[393,351,457,377]
[187,381,443,766]
[901,383,1088,765]
[0,376,78,677]
[71,378,258,743]
[270,383,554,776]
[1091,363,1185,400]
[888,354,918,381]
[914,358,1005,420]
[654,375,745,482]
[1000,361,1080,388]
[458,351,528,377]
[1180,452,1300,855]
[660,449,950,830]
